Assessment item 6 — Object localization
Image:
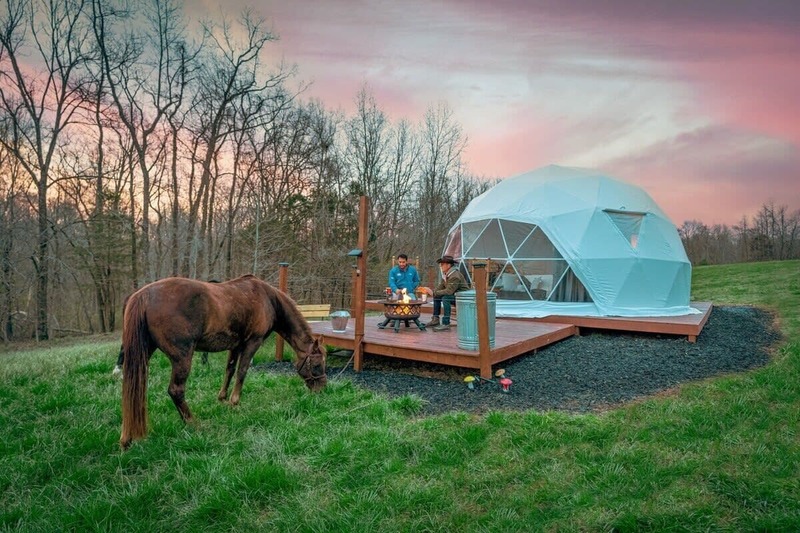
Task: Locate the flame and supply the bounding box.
[401,288,410,303]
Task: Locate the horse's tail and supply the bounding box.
[120,292,151,449]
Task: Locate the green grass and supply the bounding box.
[2,260,799,531]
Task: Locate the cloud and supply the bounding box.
[607,125,800,225]
[185,0,800,226]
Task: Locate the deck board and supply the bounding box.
[310,313,576,371]
[530,301,713,342]
[312,302,713,373]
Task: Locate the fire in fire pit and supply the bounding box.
[377,294,426,333]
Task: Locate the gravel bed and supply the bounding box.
[254,306,782,415]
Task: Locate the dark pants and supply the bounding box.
[432,294,456,325]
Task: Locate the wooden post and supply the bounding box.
[473,262,492,379]
[275,262,289,362]
[353,196,369,372]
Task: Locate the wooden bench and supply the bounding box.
[297,303,331,321]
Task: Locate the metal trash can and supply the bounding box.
[455,290,496,350]
[330,310,351,333]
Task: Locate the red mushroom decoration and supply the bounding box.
[499,377,513,393]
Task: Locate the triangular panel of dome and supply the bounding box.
[499,219,536,258]
[513,227,562,259]
[464,218,507,258]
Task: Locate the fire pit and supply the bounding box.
[377,300,426,333]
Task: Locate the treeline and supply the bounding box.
[1,1,794,342]
[0,0,490,340]
[679,202,800,265]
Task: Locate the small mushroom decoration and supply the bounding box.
[499,377,513,393]
[464,375,476,390]
[494,369,506,379]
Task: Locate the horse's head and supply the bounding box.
[296,338,327,392]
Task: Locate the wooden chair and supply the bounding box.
[391,255,422,328]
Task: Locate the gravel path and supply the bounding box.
[255,306,781,415]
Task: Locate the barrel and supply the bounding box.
[330,310,351,332]
[455,290,496,350]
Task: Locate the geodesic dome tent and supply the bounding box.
[443,165,699,318]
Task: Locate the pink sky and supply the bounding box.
[195,0,799,226]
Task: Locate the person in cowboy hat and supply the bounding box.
[419,255,469,331]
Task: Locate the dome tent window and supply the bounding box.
[604,209,645,250]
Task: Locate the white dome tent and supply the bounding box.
[443,165,699,318]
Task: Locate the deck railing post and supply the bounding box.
[353,196,369,372]
[473,262,492,379]
[275,262,289,362]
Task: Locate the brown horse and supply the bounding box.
[119,274,327,449]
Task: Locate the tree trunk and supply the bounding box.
[36,180,49,340]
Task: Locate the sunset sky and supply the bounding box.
[196,0,799,226]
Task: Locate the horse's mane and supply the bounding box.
[245,276,314,348]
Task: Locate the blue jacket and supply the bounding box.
[388,264,420,293]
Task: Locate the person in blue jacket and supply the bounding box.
[388,254,420,297]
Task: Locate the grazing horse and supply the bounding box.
[119,274,327,449]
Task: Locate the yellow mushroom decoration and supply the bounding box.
[463,375,476,390]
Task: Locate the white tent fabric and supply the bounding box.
[444,165,699,318]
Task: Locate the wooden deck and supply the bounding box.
[529,301,713,342]
[310,313,577,372]
[309,302,713,376]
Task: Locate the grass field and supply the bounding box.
[1,260,799,531]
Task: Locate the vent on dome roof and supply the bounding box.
[605,209,645,249]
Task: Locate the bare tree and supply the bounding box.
[345,85,388,199]
[0,139,33,340]
[733,215,751,263]
[753,202,799,261]
[679,220,711,265]
[417,102,467,264]
[380,118,421,261]
[92,0,188,284]
[182,9,291,277]
[0,0,94,339]
[344,86,417,267]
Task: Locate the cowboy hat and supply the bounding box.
[436,255,456,264]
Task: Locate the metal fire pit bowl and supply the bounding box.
[377,300,426,333]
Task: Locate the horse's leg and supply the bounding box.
[165,348,195,423]
[112,344,124,377]
[230,339,262,406]
[218,349,239,402]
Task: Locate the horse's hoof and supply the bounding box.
[112,365,122,378]
[120,437,132,450]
